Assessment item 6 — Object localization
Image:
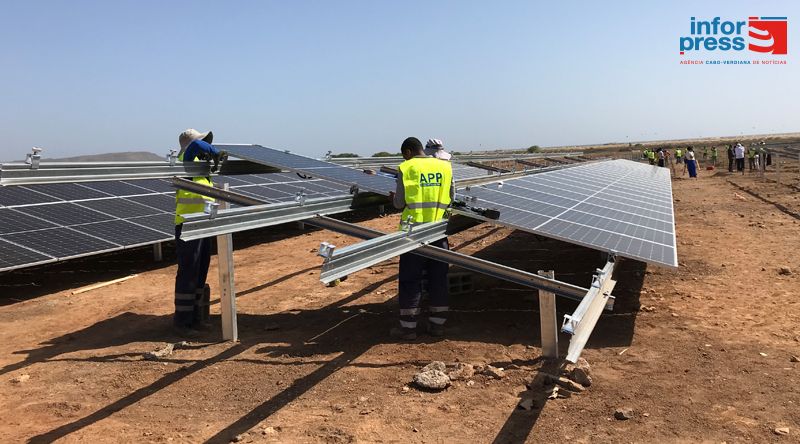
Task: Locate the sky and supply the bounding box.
[1,0,798,160]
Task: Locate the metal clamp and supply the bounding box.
[318,242,336,260]
[167,149,178,166]
[204,201,220,219]
[295,189,307,206]
[25,147,43,170]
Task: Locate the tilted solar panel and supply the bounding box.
[458,160,677,267]
[218,144,396,195]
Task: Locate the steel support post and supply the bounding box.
[152,242,163,262]
[537,270,559,359]
[216,183,238,342]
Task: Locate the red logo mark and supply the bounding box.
[749,18,788,54]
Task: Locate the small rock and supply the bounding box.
[779,267,792,276]
[552,375,585,392]
[483,365,506,379]
[641,306,656,312]
[10,374,30,384]
[760,352,768,357]
[774,427,790,436]
[231,434,245,443]
[143,343,175,361]
[422,361,446,373]
[671,313,679,317]
[643,412,650,417]
[261,427,277,436]
[791,356,799,363]
[333,404,345,413]
[569,358,592,387]
[614,407,634,420]
[448,363,475,381]
[466,380,475,387]
[412,427,419,433]
[401,386,410,392]
[357,396,368,402]
[518,398,534,410]
[413,369,451,390]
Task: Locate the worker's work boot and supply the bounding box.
[426,322,446,337]
[193,285,212,330]
[389,326,417,341]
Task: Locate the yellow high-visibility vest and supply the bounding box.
[398,157,452,227]
[174,153,215,225]
[675,149,683,158]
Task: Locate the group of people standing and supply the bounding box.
[643,141,771,179]
[725,141,770,174]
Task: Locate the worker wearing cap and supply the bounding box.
[389,137,455,340]
[173,129,226,334]
[424,138,453,161]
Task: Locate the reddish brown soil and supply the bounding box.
[1,164,799,443]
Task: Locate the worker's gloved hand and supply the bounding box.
[210,151,228,173]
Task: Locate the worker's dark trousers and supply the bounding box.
[174,224,212,328]
[728,157,734,172]
[748,158,755,171]
[736,158,745,172]
[398,238,449,329]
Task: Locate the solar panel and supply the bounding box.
[459,160,677,267]
[128,213,175,235]
[0,186,62,206]
[4,228,119,258]
[25,183,111,201]
[79,181,154,197]
[16,202,116,226]
[71,220,170,246]
[125,193,176,213]
[219,144,396,195]
[451,163,497,181]
[77,198,164,218]
[0,208,58,234]
[0,239,53,271]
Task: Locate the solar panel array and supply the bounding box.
[458,160,677,267]
[0,173,351,272]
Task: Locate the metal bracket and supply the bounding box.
[25,147,43,170]
[204,201,220,219]
[295,189,307,206]
[167,149,178,166]
[318,242,336,259]
[561,255,618,363]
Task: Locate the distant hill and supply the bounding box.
[41,151,165,162]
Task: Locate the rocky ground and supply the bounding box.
[1,160,799,443]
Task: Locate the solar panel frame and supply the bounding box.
[0,238,55,272]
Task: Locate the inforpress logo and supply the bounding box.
[679,16,788,55]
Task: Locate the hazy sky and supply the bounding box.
[1,0,797,160]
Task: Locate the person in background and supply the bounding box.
[747,144,757,172]
[702,146,708,163]
[711,146,718,167]
[647,148,656,165]
[657,148,665,167]
[173,129,226,335]
[727,144,735,172]
[675,147,683,166]
[390,137,455,340]
[734,142,746,174]
[424,138,452,160]
[685,146,698,179]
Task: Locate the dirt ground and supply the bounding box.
[1,160,799,444]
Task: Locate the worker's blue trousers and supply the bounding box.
[397,238,449,329]
[174,224,211,328]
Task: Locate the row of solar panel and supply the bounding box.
[0,173,352,272]
[218,145,676,267]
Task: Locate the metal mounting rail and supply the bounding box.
[563,257,618,363]
[0,159,279,185]
[319,219,449,284]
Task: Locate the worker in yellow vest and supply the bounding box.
[647,149,656,165]
[675,148,683,165]
[174,128,226,334]
[389,137,454,340]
